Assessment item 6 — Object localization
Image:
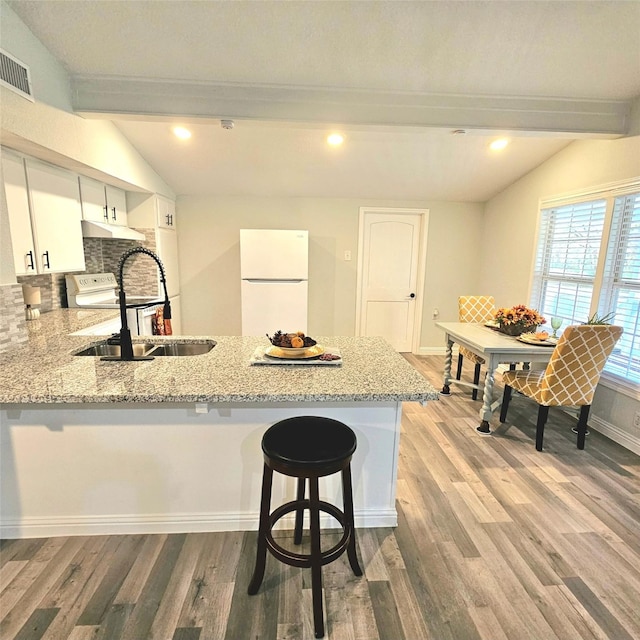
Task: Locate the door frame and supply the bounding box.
[355,207,429,353]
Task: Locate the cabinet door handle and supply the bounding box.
[103,205,109,221]
[166,213,171,226]
[169,214,173,226]
[26,250,35,270]
[111,207,117,221]
[43,250,50,269]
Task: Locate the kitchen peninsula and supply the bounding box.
[0,310,438,539]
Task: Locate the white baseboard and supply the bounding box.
[0,509,398,540]
[416,346,448,355]
[589,414,640,456]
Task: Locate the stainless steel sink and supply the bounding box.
[74,340,215,357]
[146,342,215,356]
[74,343,155,357]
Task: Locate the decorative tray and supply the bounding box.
[250,346,342,366]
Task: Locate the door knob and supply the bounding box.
[409,293,416,298]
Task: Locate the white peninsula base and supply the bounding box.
[1,401,403,539]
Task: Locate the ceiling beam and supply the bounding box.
[72,77,630,137]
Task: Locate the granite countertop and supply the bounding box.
[0,309,439,405]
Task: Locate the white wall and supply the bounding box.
[479,136,640,307]
[480,135,640,451]
[177,196,484,341]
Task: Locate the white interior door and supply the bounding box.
[357,209,426,352]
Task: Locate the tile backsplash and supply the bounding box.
[17,230,158,309]
[0,283,28,350]
[3,230,158,353]
[81,231,158,298]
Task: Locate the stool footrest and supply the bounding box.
[266,499,353,569]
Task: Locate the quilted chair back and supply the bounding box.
[458,296,496,323]
[537,325,623,406]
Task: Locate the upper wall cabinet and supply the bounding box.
[79,176,128,226]
[2,152,37,276]
[157,196,176,229]
[2,152,86,275]
[26,159,86,273]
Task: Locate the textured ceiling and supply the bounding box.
[7,0,640,201]
[10,0,640,99]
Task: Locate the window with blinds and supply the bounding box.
[531,200,606,324]
[530,185,640,386]
[598,193,640,382]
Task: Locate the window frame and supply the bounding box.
[530,178,640,392]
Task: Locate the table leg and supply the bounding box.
[440,337,454,395]
[476,356,497,435]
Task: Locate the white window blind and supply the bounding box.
[531,200,606,325]
[531,186,640,387]
[598,194,640,382]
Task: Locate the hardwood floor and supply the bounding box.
[2,355,639,640]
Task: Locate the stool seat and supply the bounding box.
[248,416,362,639]
[262,415,357,468]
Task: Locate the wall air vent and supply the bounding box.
[0,49,34,102]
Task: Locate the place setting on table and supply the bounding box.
[484,304,562,347]
[250,330,343,366]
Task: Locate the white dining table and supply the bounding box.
[436,322,557,434]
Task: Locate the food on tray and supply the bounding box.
[319,353,341,361]
[533,331,549,341]
[266,330,317,348]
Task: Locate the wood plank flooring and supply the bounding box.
[2,355,639,639]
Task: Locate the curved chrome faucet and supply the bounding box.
[115,247,171,361]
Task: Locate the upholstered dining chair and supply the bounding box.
[457,295,496,400]
[499,324,623,451]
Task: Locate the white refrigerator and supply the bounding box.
[240,229,309,336]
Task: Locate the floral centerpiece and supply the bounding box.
[494,304,546,336]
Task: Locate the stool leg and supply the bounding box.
[294,477,305,545]
[341,464,362,576]
[248,464,273,595]
[308,477,325,639]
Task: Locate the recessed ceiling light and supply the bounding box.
[173,126,192,140]
[489,138,509,151]
[327,133,344,146]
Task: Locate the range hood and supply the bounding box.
[81,220,145,241]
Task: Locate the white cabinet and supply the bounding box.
[157,226,180,298]
[2,152,37,275]
[26,160,86,273]
[79,176,128,226]
[168,295,182,335]
[157,196,176,229]
[127,193,180,298]
[2,152,85,275]
[105,185,128,226]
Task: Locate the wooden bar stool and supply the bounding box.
[247,416,363,639]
